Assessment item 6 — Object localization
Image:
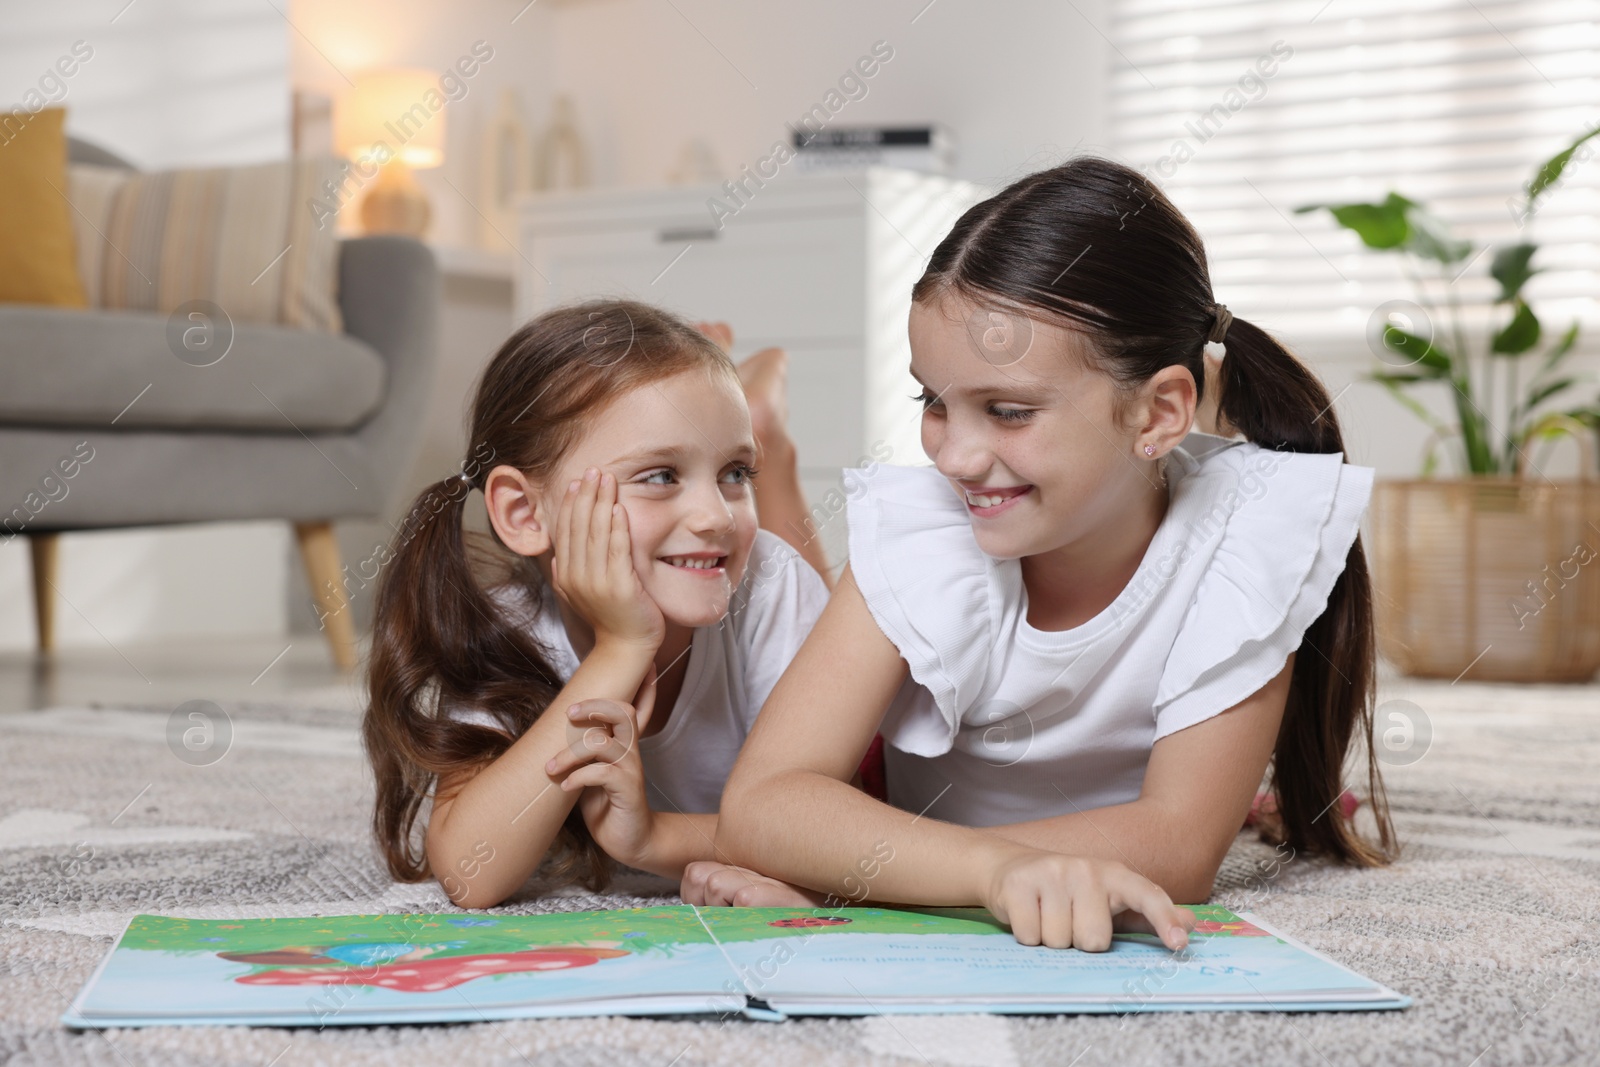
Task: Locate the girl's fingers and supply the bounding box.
[592,472,616,579]
[544,700,642,778]
[558,761,632,796]
[732,879,828,909]
[569,698,638,753]
[1039,889,1074,951]
[1007,889,1043,947]
[545,734,628,778]
[730,879,795,908]
[1072,896,1114,953]
[608,490,633,585]
[553,477,581,597]
[1111,911,1160,936]
[680,861,720,905]
[570,470,598,579]
[1109,871,1192,951]
[704,866,763,907]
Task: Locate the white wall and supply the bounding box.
[539,0,1113,191]
[0,0,294,653]
[2,0,290,167]
[287,0,1113,246]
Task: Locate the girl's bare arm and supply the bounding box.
[718,565,1287,908]
[977,657,1293,903]
[716,566,1049,906]
[426,469,662,908]
[426,638,654,909]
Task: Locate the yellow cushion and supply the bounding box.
[0,107,87,307]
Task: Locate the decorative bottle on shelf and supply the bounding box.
[479,87,533,247]
[667,137,723,185]
[535,95,590,191]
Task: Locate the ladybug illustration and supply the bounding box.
[767,916,852,928]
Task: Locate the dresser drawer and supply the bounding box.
[518,213,867,343]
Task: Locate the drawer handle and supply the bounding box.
[658,226,719,243]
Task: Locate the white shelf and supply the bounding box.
[431,244,514,283]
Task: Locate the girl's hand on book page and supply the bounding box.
[680,861,830,908]
[981,849,1193,953]
[550,468,665,654]
[547,669,659,869]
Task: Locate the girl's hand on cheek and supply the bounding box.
[549,469,665,653]
[980,849,1194,953]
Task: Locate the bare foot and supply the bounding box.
[693,320,735,355]
[736,347,793,454]
[692,321,793,456]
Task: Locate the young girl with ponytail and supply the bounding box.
[709,157,1396,951]
[364,300,836,909]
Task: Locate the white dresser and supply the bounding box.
[514,167,988,572]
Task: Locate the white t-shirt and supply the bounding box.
[844,431,1374,828]
[445,529,830,814]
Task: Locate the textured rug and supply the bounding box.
[2,674,1598,1066]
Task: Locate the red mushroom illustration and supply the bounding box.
[234,946,630,992]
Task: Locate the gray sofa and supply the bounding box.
[0,138,440,669]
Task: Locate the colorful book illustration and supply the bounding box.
[62,904,1409,1027]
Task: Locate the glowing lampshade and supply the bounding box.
[336,68,445,170]
[335,68,445,237]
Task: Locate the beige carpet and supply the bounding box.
[2,674,1598,1066]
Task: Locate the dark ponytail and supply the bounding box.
[912,156,1395,868]
[1212,317,1393,866]
[364,300,737,892]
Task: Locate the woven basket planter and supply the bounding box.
[1370,479,1600,682]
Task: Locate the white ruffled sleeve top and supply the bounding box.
[844,431,1374,828]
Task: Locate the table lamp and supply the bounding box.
[336,68,445,238]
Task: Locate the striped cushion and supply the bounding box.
[66,158,344,333]
[65,164,126,308]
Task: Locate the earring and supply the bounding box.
[1143,444,1156,457]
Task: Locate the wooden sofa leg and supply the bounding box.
[294,521,358,671]
[30,533,59,655]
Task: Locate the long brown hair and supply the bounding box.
[364,299,737,891]
[911,157,1395,867]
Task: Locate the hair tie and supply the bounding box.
[1207,303,1232,344]
[456,472,474,489]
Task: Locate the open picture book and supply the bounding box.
[63,903,1409,1027]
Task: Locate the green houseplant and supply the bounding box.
[1298,127,1600,682]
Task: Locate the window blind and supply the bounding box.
[1107,0,1599,345]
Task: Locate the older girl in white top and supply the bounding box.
[710,157,1395,951]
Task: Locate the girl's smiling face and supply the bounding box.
[907,292,1169,562]
[537,366,760,628]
